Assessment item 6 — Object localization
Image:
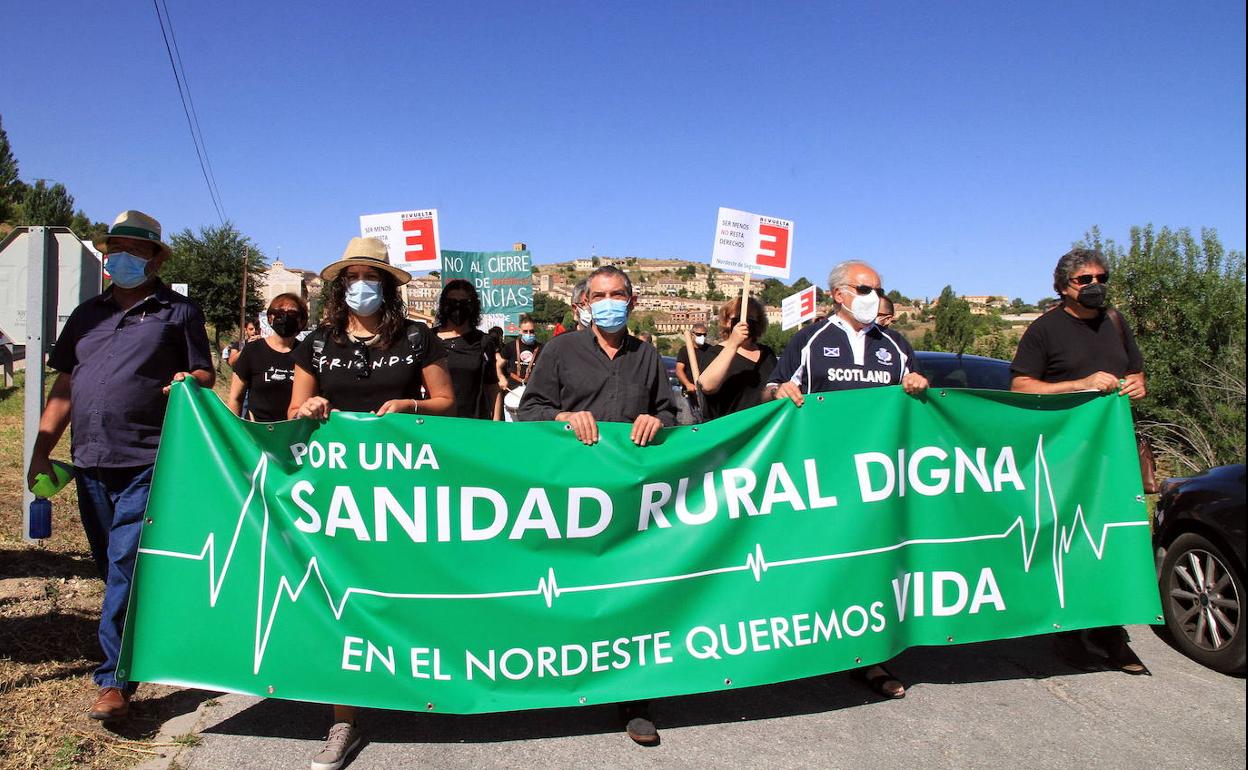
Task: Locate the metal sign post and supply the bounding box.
[21,228,52,542]
[1,225,99,540]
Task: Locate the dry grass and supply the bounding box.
[0,367,232,770]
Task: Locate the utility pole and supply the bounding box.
[238,245,249,333]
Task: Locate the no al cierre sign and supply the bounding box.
[119,382,1161,714]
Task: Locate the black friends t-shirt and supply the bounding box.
[292,321,446,413]
[233,339,296,421]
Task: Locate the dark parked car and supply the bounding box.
[1152,464,1246,674]
[915,351,1012,390]
[661,355,680,389]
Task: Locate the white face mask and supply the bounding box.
[845,289,881,325]
[694,334,706,346]
[577,306,593,327]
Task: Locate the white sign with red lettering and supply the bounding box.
[781,285,818,330]
[359,209,442,273]
[710,207,794,280]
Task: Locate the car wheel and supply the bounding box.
[1159,531,1246,674]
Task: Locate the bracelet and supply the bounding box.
[411,399,418,414]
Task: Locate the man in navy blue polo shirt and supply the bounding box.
[26,210,214,721]
[765,258,928,700]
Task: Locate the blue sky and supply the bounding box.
[4,1,1243,301]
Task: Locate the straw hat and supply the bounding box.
[94,210,172,259]
[320,237,413,285]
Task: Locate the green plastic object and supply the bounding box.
[30,460,74,498]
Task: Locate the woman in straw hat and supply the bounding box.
[288,237,454,770]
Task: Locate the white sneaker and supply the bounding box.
[310,721,362,770]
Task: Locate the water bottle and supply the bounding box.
[27,460,73,540]
[28,498,52,539]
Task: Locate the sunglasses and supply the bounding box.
[1070,272,1110,286]
[352,345,371,380]
[841,284,885,297]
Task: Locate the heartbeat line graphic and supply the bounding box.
[138,435,1148,671]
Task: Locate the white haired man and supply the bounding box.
[765,259,927,699]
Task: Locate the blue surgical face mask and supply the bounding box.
[520,332,536,345]
[590,298,630,333]
[345,279,383,316]
[107,251,152,289]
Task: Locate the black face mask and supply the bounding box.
[444,299,472,325]
[270,313,303,337]
[1076,283,1107,309]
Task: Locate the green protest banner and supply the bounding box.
[440,249,533,333]
[119,383,1161,714]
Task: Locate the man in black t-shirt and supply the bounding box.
[675,322,713,394]
[1010,247,1148,676]
[501,316,542,389]
[1010,248,1146,400]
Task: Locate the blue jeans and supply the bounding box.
[76,464,153,692]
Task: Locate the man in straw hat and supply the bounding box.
[27,210,214,721]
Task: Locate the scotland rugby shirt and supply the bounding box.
[768,315,916,394]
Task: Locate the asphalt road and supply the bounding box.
[149,626,1244,770]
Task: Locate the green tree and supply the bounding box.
[758,278,787,307]
[165,223,266,349]
[885,288,911,304]
[17,180,75,226]
[1078,224,1246,468]
[0,115,21,223]
[971,330,1020,361]
[760,323,799,354]
[69,209,108,243]
[627,313,659,335]
[530,292,570,324]
[923,286,975,354]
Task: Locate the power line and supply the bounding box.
[152,0,226,224]
[160,0,225,215]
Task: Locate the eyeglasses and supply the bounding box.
[841,284,885,297]
[1070,272,1110,286]
[352,345,371,379]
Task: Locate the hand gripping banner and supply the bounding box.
[119,382,1162,713]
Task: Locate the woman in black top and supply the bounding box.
[227,293,306,421]
[433,279,502,419]
[697,297,777,419]
[287,237,454,769]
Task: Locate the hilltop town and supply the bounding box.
[256,255,1037,342]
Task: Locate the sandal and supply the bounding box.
[1103,640,1150,676]
[854,664,906,699]
[1053,633,1105,672]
